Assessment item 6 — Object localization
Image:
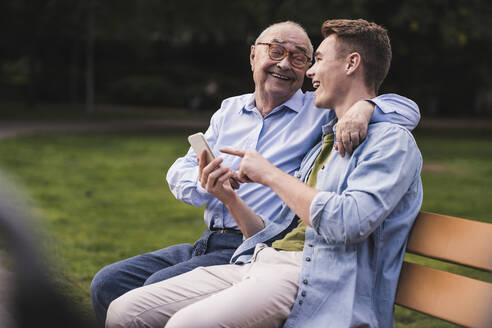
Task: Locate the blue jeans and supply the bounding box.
[90,229,243,327]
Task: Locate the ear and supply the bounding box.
[345,52,361,75]
[250,45,256,72]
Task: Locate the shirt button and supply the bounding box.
[303,279,308,285]
[305,257,311,262]
[301,291,307,297]
[299,300,303,305]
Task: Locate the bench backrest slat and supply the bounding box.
[406,211,492,271]
[395,211,492,327]
[395,262,492,327]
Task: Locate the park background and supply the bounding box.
[0,0,491,327]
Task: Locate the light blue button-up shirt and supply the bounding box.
[232,120,423,327]
[166,91,420,229]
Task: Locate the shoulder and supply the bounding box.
[361,122,421,158]
[209,93,254,123]
[219,93,254,112]
[367,122,416,143]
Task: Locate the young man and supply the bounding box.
[101,22,420,327]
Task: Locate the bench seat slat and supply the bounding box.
[406,211,492,271]
[395,261,492,328]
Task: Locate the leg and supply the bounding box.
[167,247,303,328]
[92,230,243,326]
[144,231,243,285]
[106,264,245,328]
[91,243,193,326]
[106,245,302,328]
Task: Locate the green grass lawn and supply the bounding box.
[0,127,491,327]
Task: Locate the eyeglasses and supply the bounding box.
[256,42,311,69]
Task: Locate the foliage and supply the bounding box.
[2,0,491,115]
[107,75,185,106]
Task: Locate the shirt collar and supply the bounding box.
[322,118,338,136]
[241,89,304,115]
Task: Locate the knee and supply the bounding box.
[106,287,173,328]
[143,271,168,286]
[91,266,113,302]
[143,263,190,286]
[144,271,179,286]
[105,295,137,328]
[166,306,217,328]
[165,308,194,328]
[90,268,105,302]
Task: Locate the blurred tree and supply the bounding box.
[383,0,492,116]
[0,0,85,107]
[0,0,491,116]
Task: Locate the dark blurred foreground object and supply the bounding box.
[0,175,93,328]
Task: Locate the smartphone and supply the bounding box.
[188,132,240,189]
[188,132,215,164]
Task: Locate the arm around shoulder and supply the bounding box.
[370,93,420,130]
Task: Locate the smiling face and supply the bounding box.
[306,35,348,109]
[250,24,312,110]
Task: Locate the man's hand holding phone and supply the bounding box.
[197,150,239,204]
[188,132,240,191]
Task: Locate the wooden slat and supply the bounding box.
[406,211,492,271]
[396,262,492,328]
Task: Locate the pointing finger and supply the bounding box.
[220,148,246,157]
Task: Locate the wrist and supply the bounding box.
[262,166,284,189]
[362,99,375,121]
[224,192,242,209]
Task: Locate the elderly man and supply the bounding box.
[94,20,420,326]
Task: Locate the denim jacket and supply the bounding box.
[231,121,423,327]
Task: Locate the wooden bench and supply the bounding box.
[395,211,492,327]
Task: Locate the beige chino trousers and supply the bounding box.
[106,244,303,328]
